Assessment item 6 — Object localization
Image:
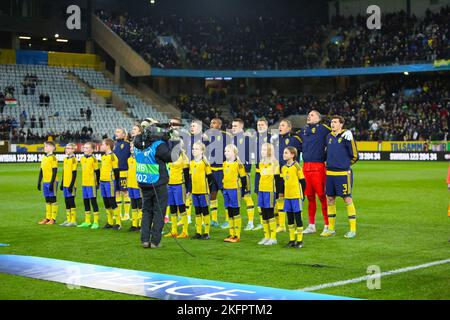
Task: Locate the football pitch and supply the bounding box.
[0,161,449,300]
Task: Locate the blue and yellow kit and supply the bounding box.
[100,152,119,198]
[41,154,58,197]
[257,161,280,209]
[168,153,189,206]
[281,161,305,213]
[189,158,212,207]
[80,155,99,199]
[325,129,358,197]
[113,139,131,190]
[62,155,78,197]
[127,155,141,199]
[298,123,330,163]
[222,160,248,208]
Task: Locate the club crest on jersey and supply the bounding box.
[120,144,124,149]
[239,138,243,145]
[312,128,316,134]
[217,136,221,141]
[285,138,289,145]
[338,138,342,143]
[329,138,332,144]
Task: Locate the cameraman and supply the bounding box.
[134,119,174,249]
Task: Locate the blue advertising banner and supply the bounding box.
[151,63,450,78]
[0,255,354,300]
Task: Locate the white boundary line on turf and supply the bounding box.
[298,258,450,292]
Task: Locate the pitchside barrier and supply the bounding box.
[0,152,448,163]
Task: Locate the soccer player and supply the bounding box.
[297,110,330,235]
[253,118,272,231]
[204,118,232,227]
[59,143,78,227]
[281,147,306,249]
[100,138,121,230]
[257,143,282,246]
[189,141,217,240]
[274,119,302,233]
[37,141,59,225]
[231,118,255,231]
[78,142,101,229]
[321,115,359,238]
[165,142,190,238]
[113,128,131,221]
[127,144,142,232]
[223,144,249,243]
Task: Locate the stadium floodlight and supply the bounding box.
[42,38,48,41]
[403,71,409,75]
[56,39,69,43]
[19,36,31,40]
[150,0,155,4]
[54,33,59,38]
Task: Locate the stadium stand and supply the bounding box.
[98,7,449,70]
[0,64,170,143]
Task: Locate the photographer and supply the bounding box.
[134,119,174,249]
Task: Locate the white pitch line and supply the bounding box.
[298,258,450,292]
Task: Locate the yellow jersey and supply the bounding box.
[281,161,305,199]
[100,153,119,182]
[127,156,138,189]
[41,154,58,183]
[258,161,280,193]
[169,153,189,185]
[223,160,247,190]
[189,158,212,194]
[80,155,99,187]
[62,156,78,188]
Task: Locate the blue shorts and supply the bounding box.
[254,172,260,193]
[43,182,58,198]
[192,194,209,207]
[63,187,76,198]
[100,181,116,198]
[82,186,96,199]
[284,198,303,213]
[211,169,223,192]
[258,191,276,209]
[326,170,353,197]
[128,187,141,199]
[168,184,185,206]
[223,188,241,208]
[117,177,127,192]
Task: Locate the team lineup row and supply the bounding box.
[36,112,359,248]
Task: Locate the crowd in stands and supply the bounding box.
[97,11,181,69]
[21,73,40,95]
[327,8,450,67]
[174,75,449,142]
[98,7,449,70]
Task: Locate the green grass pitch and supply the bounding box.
[0,161,449,300]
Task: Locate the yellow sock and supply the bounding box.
[131,209,138,227]
[180,212,188,234]
[263,220,270,239]
[195,215,202,234]
[229,217,235,237]
[70,208,77,223]
[113,207,121,226]
[296,227,304,242]
[51,203,58,220]
[288,224,295,241]
[66,209,71,222]
[45,203,52,220]
[259,209,264,225]
[84,211,91,224]
[447,203,450,217]
[328,203,337,231]
[116,195,123,214]
[106,209,114,225]
[234,214,241,238]
[165,206,170,220]
[269,218,277,240]
[124,196,131,216]
[203,214,211,234]
[244,195,254,223]
[277,199,285,228]
[170,213,178,234]
[186,196,192,218]
[210,199,218,222]
[138,209,142,227]
[346,201,356,233]
[93,212,99,224]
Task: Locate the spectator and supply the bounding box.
[39,116,44,129]
[86,107,92,121]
